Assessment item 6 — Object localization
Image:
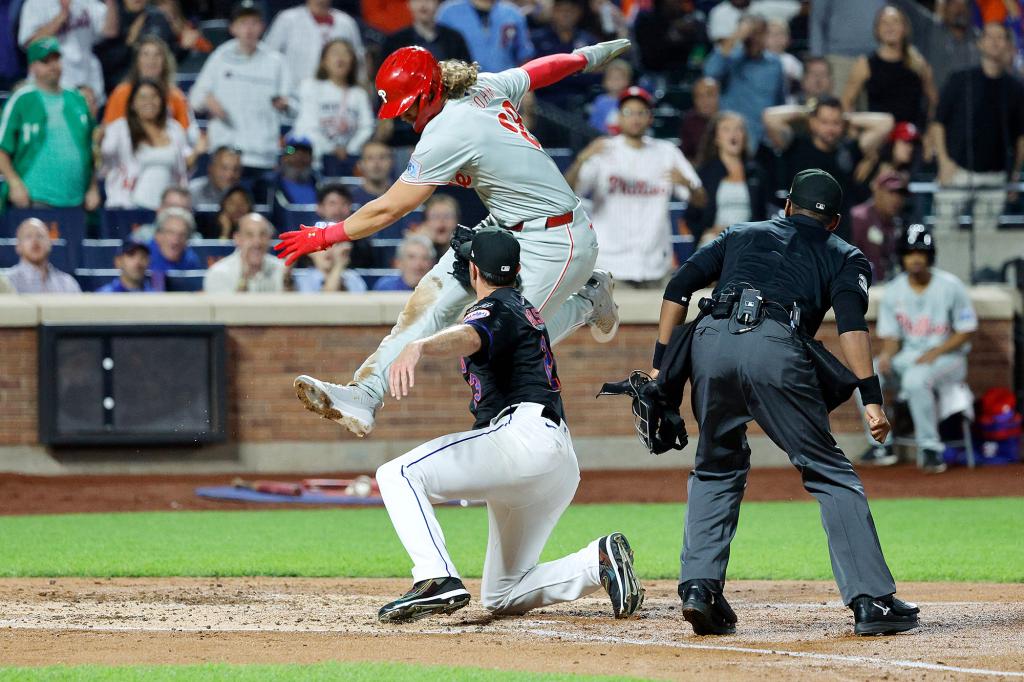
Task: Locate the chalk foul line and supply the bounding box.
[507,627,1024,679]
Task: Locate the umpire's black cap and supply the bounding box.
[788,168,843,217]
[460,227,520,276]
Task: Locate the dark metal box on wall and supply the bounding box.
[37,324,227,446]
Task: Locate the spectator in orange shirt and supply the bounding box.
[102,35,193,131]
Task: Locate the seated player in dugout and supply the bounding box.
[652,169,920,637]
[373,228,644,623]
[857,225,977,473]
[275,40,632,438]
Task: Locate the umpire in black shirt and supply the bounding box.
[656,169,920,637]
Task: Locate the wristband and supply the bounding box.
[323,221,351,245]
[653,341,667,370]
[858,375,883,406]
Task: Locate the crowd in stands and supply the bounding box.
[0,0,1019,471]
[1,0,1023,297]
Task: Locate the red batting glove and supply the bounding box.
[274,222,349,266]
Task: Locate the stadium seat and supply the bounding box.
[191,239,235,268]
[199,19,230,48]
[547,148,574,173]
[163,270,207,292]
[321,154,359,177]
[668,201,695,265]
[81,239,122,269]
[0,239,16,268]
[662,84,693,112]
[354,268,400,291]
[0,237,70,271]
[193,204,273,239]
[2,208,86,269]
[175,72,198,93]
[274,202,319,235]
[671,235,695,265]
[652,105,682,141]
[74,268,119,292]
[370,238,401,268]
[375,210,424,240]
[100,208,156,240]
[435,186,487,228]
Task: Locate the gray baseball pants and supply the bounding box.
[681,316,897,605]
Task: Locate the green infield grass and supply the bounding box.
[0,662,647,681]
[0,499,1020,581]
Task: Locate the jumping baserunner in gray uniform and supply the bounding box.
[274,41,630,437]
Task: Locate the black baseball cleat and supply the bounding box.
[851,594,920,635]
[598,532,645,618]
[679,581,737,635]
[920,449,948,474]
[378,577,471,623]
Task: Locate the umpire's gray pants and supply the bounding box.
[682,316,897,605]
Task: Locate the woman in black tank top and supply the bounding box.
[841,5,936,128]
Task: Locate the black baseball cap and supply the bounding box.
[459,227,520,276]
[231,0,262,21]
[118,241,150,256]
[788,168,843,217]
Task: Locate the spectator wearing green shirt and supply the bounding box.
[0,38,100,212]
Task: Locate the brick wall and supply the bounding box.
[2,321,1015,448]
[1,320,1013,447]
[0,329,38,445]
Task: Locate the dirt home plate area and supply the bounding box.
[0,579,1022,680]
[1,467,1022,680]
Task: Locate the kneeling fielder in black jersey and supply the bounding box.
[374,227,644,623]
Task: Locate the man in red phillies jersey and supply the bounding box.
[566,86,706,289]
[275,42,632,437]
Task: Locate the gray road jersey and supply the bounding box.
[399,68,578,225]
[876,269,978,356]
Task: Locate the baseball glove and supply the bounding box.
[597,370,687,455]
[450,224,476,289]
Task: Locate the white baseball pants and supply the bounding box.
[353,203,599,401]
[375,403,604,614]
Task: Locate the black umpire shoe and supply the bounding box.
[679,581,737,635]
[598,532,645,618]
[851,594,920,635]
[861,444,898,466]
[378,577,470,623]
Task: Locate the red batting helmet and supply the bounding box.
[375,46,444,134]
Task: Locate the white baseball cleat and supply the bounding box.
[579,270,620,343]
[293,375,380,437]
[574,39,632,73]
